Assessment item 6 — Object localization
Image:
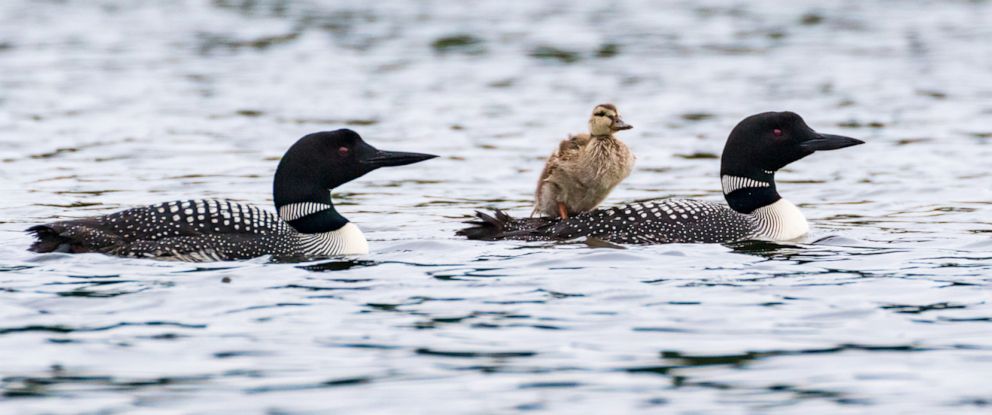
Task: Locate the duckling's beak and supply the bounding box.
[363,149,438,168]
[799,133,864,152]
[612,117,633,131]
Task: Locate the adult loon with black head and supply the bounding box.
[458,111,864,244]
[27,129,437,261]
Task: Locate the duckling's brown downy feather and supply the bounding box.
[533,104,635,218]
[534,134,634,218]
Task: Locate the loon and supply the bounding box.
[534,103,634,219]
[458,111,863,244]
[27,129,436,261]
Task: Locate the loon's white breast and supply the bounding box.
[750,198,809,241]
[297,222,369,256]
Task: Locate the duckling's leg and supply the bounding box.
[557,202,569,220]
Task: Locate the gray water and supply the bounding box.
[1,0,991,413]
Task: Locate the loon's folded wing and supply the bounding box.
[547,200,756,244]
[458,200,757,245]
[27,199,286,258]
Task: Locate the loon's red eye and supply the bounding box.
[338,146,349,157]
[772,128,783,137]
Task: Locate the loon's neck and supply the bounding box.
[720,170,809,240]
[721,169,780,214]
[273,184,348,234]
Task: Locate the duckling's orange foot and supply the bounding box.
[557,202,569,220]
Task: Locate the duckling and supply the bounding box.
[534,103,635,219]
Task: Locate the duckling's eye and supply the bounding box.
[595,112,608,117]
[772,128,783,137]
[338,146,350,157]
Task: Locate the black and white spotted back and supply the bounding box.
[459,199,760,244]
[548,200,758,243]
[27,199,356,261]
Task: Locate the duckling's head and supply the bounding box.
[588,103,632,136]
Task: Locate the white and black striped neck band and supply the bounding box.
[278,202,333,222]
[721,175,772,194]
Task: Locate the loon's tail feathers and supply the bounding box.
[456,209,557,241]
[26,225,68,253]
[456,210,511,241]
[26,220,119,254]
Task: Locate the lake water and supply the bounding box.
[1,0,991,413]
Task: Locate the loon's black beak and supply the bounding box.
[800,133,864,152]
[363,149,438,168]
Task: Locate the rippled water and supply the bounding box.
[1,0,991,413]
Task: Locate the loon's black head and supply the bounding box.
[277,129,437,190]
[720,112,864,213]
[273,129,437,233]
[721,111,864,175]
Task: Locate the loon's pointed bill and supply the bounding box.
[363,149,437,168]
[800,133,865,152]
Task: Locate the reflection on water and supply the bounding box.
[1,0,992,413]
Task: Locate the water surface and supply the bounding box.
[1,0,991,413]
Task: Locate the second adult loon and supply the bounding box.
[458,111,864,244]
[27,129,437,261]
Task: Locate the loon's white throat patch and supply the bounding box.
[298,222,369,256]
[751,198,809,241]
[721,175,771,194]
[279,202,333,222]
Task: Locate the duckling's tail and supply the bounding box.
[456,209,555,241]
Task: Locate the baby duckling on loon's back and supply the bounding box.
[534,103,634,219]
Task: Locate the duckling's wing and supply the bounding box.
[540,135,586,182]
[533,134,591,216]
[536,151,559,185]
[533,151,558,212]
[535,136,575,197]
[559,133,590,155]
